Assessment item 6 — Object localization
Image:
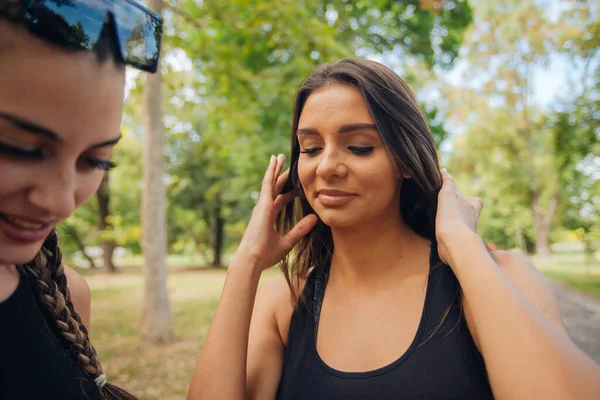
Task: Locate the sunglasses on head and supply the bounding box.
[16,0,163,73]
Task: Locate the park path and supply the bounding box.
[549,280,600,364]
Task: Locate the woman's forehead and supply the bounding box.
[299,85,373,128]
[0,31,125,147]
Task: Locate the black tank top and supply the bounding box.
[0,271,101,400]
[277,249,494,400]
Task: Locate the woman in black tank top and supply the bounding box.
[0,1,162,399]
[189,59,600,399]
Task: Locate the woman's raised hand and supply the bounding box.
[234,154,318,272]
[436,169,484,266]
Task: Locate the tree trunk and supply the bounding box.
[97,173,117,273]
[583,239,592,275]
[101,241,116,273]
[515,225,526,253]
[141,0,174,344]
[212,197,224,268]
[534,222,552,261]
[532,189,558,263]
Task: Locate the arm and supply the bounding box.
[188,261,290,400]
[188,155,317,400]
[187,256,262,400]
[246,277,292,399]
[64,265,92,330]
[437,171,600,400]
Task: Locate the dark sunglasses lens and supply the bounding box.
[112,1,162,73]
[23,0,106,50]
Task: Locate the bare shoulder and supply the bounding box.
[492,250,566,330]
[256,273,308,345]
[257,275,294,303]
[63,265,92,330]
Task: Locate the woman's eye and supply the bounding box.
[348,146,374,155]
[299,147,322,155]
[0,140,116,171]
[0,141,44,159]
[80,156,117,171]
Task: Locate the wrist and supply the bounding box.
[439,229,484,267]
[228,252,265,280]
[440,227,480,245]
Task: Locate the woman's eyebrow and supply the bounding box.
[296,128,319,136]
[296,123,378,136]
[337,123,378,134]
[0,110,121,148]
[91,135,122,149]
[0,110,60,141]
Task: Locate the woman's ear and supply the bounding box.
[398,168,412,180]
[282,172,296,194]
[396,164,412,180]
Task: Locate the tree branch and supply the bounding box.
[542,191,560,229]
[164,3,211,31]
[63,223,98,269]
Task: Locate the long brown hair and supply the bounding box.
[277,58,444,306]
[1,2,136,398]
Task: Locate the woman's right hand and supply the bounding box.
[233,154,318,272]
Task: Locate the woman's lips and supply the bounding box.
[0,213,55,243]
[317,190,357,206]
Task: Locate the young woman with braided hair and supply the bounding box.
[0,1,162,399]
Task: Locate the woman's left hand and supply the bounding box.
[435,169,484,266]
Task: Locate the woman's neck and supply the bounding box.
[329,216,431,290]
[0,263,17,273]
[0,263,20,302]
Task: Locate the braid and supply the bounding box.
[19,230,137,400]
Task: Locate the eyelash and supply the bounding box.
[300,146,374,156]
[0,141,116,171]
[81,157,117,171]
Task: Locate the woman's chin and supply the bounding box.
[0,244,42,266]
[317,213,360,229]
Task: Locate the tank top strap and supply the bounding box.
[422,247,465,340]
[0,268,27,313]
[310,263,328,339]
[294,265,329,334]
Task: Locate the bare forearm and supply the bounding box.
[448,232,600,399]
[188,256,260,400]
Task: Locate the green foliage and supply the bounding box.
[57,199,100,265]
[152,0,472,258]
[107,134,144,253]
[445,0,599,253]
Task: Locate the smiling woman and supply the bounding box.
[0,1,162,400]
[188,58,600,400]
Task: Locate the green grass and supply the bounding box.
[87,268,279,400]
[541,270,600,299]
[533,246,600,297]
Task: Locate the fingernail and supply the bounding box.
[441,168,448,173]
[270,155,275,163]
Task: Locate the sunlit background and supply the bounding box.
[55,0,598,398]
